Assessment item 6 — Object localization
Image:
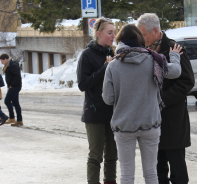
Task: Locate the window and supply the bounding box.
[177,40,197,60]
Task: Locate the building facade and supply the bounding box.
[184,0,197,26]
[16,26,84,74]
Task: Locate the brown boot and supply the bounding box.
[5,118,15,124]
[11,121,23,127]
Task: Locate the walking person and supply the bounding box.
[102,24,182,184]
[0,74,8,125]
[77,17,117,184]
[137,13,195,184]
[0,53,23,127]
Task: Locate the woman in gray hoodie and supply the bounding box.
[102,24,182,184]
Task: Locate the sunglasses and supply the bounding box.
[97,18,112,31]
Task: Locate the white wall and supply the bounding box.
[42,53,48,72]
[54,54,60,67]
[32,52,38,74]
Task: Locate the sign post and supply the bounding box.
[88,18,97,36]
[81,0,97,18]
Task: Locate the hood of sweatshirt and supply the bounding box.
[115,42,150,64]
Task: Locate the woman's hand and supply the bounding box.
[170,43,183,55]
[105,56,113,64]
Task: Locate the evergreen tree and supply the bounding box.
[18,0,136,33]
[101,0,136,21]
[132,0,184,30]
[18,0,81,33]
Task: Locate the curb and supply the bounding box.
[1,88,84,96]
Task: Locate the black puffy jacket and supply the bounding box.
[5,59,22,88]
[77,41,114,123]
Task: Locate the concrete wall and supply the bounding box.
[16,37,84,54]
[54,54,61,67]
[32,52,38,74]
[42,53,49,71]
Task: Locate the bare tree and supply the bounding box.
[0,0,24,64]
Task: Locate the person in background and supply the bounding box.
[0,53,23,127]
[77,17,117,184]
[137,13,195,184]
[102,24,182,184]
[0,74,8,125]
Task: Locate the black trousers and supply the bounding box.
[4,87,22,121]
[157,148,189,184]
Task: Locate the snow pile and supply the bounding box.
[21,23,32,28]
[1,73,39,89]
[165,26,197,39]
[33,50,82,89]
[21,73,40,90]
[59,18,82,27]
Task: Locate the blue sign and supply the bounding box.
[82,0,96,9]
[81,0,97,17]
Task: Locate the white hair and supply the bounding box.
[136,13,161,32]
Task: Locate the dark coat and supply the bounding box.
[77,41,114,123]
[159,32,195,150]
[5,59,22,88]
[0,74,5,87]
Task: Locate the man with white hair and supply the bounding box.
[137,13,194,184]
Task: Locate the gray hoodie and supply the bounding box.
[102,42,181,133]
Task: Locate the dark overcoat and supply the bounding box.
[0,74,5,87]
[159,32,195,150]
[5,59,22,88]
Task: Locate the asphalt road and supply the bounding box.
[1,94,197,139]
[1,94,197,183]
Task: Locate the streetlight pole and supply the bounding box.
[98,0,101,17]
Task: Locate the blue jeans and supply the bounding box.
[4,87,22,121]
[0,107,6,117]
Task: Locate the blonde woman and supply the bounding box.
[77,18,117,184]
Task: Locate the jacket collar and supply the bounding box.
[87,40,114,56]
[160,31,172,54]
